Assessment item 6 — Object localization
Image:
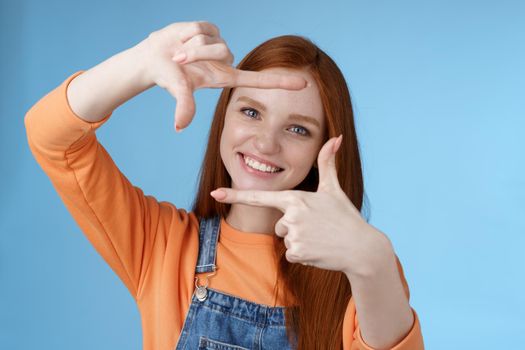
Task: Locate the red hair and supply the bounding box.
[191,35,367,349]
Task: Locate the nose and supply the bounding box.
[253,129,281,155]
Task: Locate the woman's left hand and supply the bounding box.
[210,135,393,279]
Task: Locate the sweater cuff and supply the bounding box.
[62,70,113,130]
[24,70,113,153]
[355,308,424,350]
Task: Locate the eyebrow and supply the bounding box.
[236,96,321,129]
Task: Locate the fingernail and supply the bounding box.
[172,52,187,62]
[175,124,183,133]
[210,189,226,200]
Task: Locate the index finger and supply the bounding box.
[210,188,295,212]
[231,69,308,90]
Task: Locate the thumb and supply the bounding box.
[317,135,343,192]
[159,62,196,132]
[172,83,196,132]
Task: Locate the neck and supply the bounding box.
[226,203,283,235]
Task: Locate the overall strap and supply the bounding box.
[195,215,221,273]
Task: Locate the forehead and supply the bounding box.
[229,67,324,122]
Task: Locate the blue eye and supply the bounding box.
[241,108,259,119]
[240,107,310,137]
[289,126,309,136]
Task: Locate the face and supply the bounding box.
[220,67,326,192]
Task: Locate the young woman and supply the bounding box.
[25,21,424,349]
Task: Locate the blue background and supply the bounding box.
[2,0,524,349]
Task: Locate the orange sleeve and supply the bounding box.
[24,70,181,300]
[343,256,425,349]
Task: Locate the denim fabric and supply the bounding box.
[175,215,294,350]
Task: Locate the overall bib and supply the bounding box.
[175,215,295,350]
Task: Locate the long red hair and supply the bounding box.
[191,35,368,349]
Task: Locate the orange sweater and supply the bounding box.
[24,71,424,350]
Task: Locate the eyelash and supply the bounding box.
[240,107,310,136]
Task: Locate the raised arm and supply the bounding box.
[66,21,308,129]
[65,41,154,123]
[24,20,309,300]
[25,69,166,300]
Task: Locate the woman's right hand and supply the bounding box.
[140,21,307,132]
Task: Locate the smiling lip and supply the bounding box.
[238,152,283,170]
[237,153,283,178]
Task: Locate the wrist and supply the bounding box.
[344,224,396,281]
[130,38,157,91]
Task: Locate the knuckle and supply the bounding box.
[248,192,260,205]
[296,194,310,209]
[218,44,229,56]
[289,194,305,208]
[182,48,194,60]
[286,249,301,263]
[191,21,203,33]
[147,30,158,40]
[147,30,161,43]
[164,23,178,33]
[211,22,220,35]
[195,34,207,45]
[287,233,298,246]
[285,208,300,224]
[211,64,234,87]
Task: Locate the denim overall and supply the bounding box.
[175,215,295,350]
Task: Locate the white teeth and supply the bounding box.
[242,154,281,173]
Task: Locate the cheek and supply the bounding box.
[222,119,252,147]
[289,144,318,168]
[219,121,232,165]
[220,119,251,161]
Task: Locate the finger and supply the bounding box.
[181,33,220,48]
[317,135,343,192]
[177,21,220,43]
[283,236,292,249]
[285,249,301,264]
[210,188,294,212]
[172,80,196,132]
[173,43,233,65]
[231,69,307,90]
[153,59,196,132]
[275,218,288,238]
